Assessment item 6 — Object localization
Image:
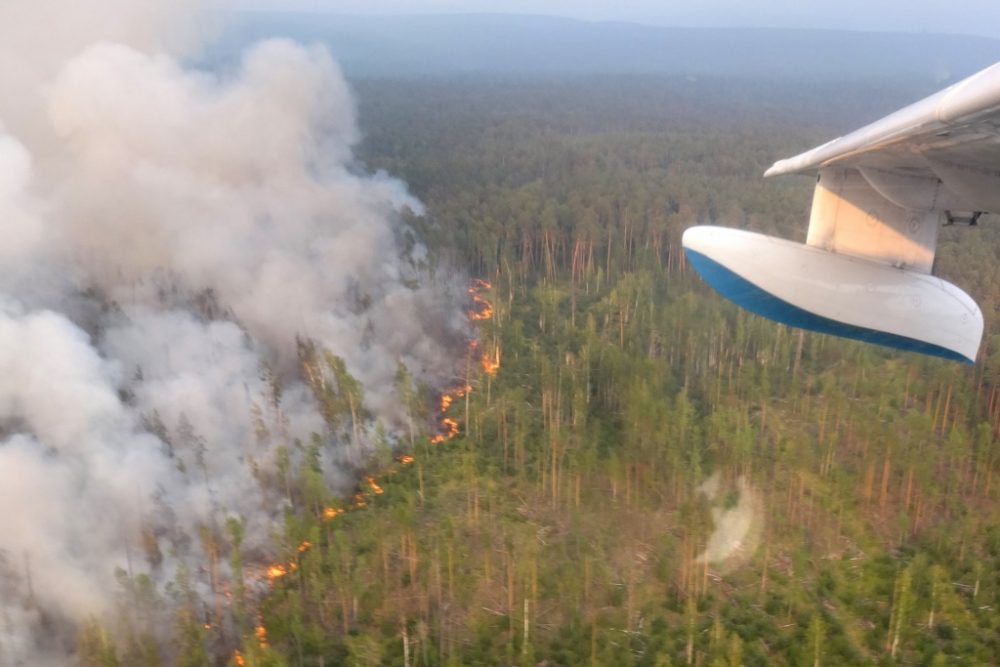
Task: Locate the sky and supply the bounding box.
[228,1,1000,38]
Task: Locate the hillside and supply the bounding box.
[209,12,1000,82]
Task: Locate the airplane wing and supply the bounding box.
[683,63,1000,363]
[765,62,1000,215]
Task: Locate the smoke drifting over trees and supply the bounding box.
[0,1,463,661]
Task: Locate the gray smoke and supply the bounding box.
[0,2,464,662]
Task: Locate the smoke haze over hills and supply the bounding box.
[214,13,1000,82]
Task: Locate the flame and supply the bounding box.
[366,476,384,495]
[236,283,505,652]
[430,384,467,444]
[468,297,493,321]
[265,541,312,585]
[431,416,460,444]
[481,343,501,377]
[468,279,495,321]
[267,559,300,580]
[425,355,475,446]
[247,277,502,646]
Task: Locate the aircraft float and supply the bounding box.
[683,62,1000,364]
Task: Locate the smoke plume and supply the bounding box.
[0,2,464,662]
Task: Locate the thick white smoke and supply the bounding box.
[0,2,464,662]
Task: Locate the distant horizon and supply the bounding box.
[224,9,1000,39]
[222,1,1000,40]
[212,11,1000,84]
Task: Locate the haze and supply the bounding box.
[230,0,1000,38]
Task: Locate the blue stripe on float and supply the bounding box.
[684,247,972,364]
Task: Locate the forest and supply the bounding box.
[78,74,1000,665]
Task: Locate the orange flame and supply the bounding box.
[398,454,414,465]
[266,559,300,581]
[323,506,343,521]
[432,276,494,441]
[255,624,268,649]
[468,296,494,321]
[430,383,468,444]
[366,476,384,495]
[298,540,312,553]
[234,650,246,666]
[468,280,495,321]
[481,343,501,377]
[431,415,460,444]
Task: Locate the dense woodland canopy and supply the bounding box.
[80,75,1000,665]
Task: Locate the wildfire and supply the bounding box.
[468,278,495,321]
[481,344,501,377]
[426,279,497,442]
[429,380,470,444]
[469,296,493,320]
[264,280,498,593]
[243,278,503,658]
[431,417,460,444]
[366,476,384,495]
